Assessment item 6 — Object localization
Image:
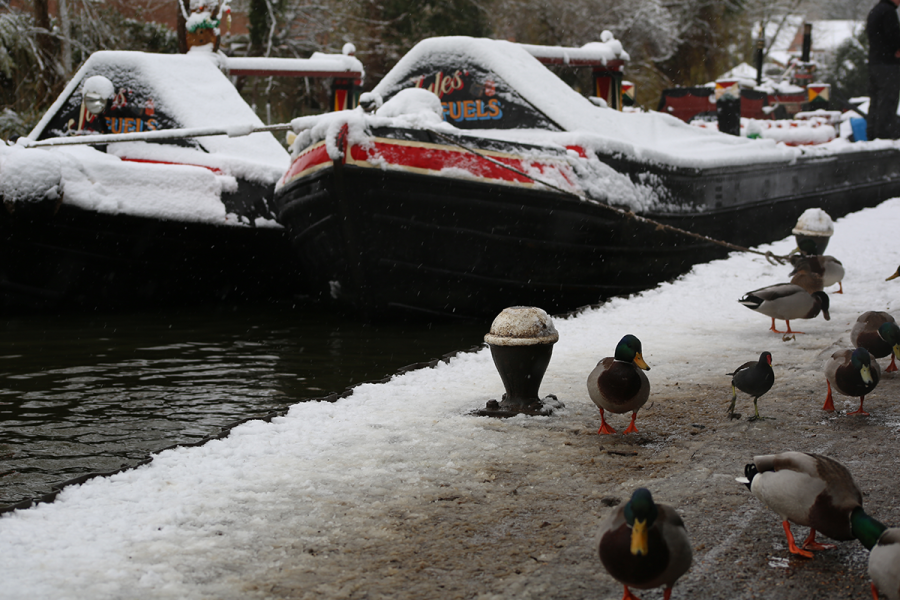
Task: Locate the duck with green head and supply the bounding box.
[587,334,650,435]
[739,451,869,558]
[597,488,692,600]
[851,311,900,373]
[824,347,881,415]
[860,523,900,600]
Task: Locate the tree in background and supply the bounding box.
[485,0,750,109]
[1,0,176,140]
[824,29,868,104]
[0,0,876,139]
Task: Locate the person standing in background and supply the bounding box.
[867,0,900,139]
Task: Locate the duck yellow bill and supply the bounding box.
[893,344,900,360]
[630,519,649,555]
[634,353,650,371]
[860,364,873,385]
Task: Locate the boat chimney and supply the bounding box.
[801,22,812,63]
[476,306,563,417]
[755,26,765,86]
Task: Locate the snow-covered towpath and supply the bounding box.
[2,199,899,600]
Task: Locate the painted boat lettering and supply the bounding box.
[443,99,502,122]
[105,117,159,134]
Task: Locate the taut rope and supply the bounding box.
[428,129,789,265]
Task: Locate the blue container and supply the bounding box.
[851,117,867,142]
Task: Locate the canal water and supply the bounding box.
[0,300,489,509]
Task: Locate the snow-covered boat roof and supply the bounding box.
[518,33,629,66]
[29,50,287,169]
[6,51,291,225]
[368,36,808,169]
[223,53,364,79]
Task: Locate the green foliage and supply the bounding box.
[380,0,491,46]
[248,0,270,52]
[0,7,62,139]
[825,29,868,103]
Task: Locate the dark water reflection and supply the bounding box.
[0,301,489,507]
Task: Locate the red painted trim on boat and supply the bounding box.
[119,158,225,174]
[280,135,581,191]
[279,141,332,186]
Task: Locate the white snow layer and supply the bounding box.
[1,196,899,599]
[4,51,291,224]
[0,143,255,225]
[29,51,288,170]
[367,37,899,169]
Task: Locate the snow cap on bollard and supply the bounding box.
[476,306,563,418]
[484,306,559,346]
[792,208,834,254]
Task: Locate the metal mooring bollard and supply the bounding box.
[475,306,564,417]
[792,207,834,255]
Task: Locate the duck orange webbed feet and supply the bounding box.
[802,529,837,552]
[597,408,617,435]
[783,521,814,558]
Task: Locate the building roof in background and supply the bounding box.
[761,16,863,67]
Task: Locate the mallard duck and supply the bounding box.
[790,239,845,293]
[868,528,900,600]
[739,451,872,558]
[851,311,900,373]
[597,487,692,600]
[823,347,881,415]
[789,269,825,294]
[739,284,830,334]
[727,351,774,420]
[887,266,899,282]
[587,334,650,435]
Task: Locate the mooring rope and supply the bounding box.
[428,129,789,265]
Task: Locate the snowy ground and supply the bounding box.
[1,199,899,600]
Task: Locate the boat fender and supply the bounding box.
[0,147,64,220]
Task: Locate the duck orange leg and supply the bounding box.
[782,520,814,558]
[872,582,881,600]
[597,408,617,435]
[822,380,835,412]
[836,282,844,294]
[621,585,642,600]
[622,411,640,434]
[784,320,804,334]
[663,588,674,600]
[801,528,836,551]
[847,396,870,416]
[770,318,804,334]
[886,354,898,373]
